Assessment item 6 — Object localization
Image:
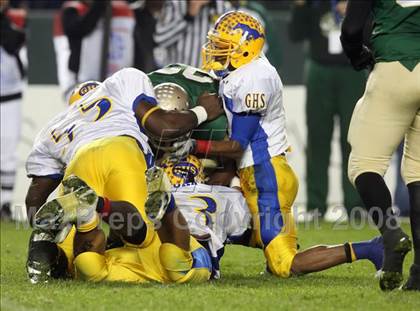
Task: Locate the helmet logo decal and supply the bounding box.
[233,23,264,41]
[79,82,99,96]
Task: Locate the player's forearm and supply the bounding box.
[145,109,200,139]
[196,140,244,160]
[25,177,61,225]
[137,101,214,139]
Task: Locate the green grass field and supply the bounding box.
[1,221,419,310]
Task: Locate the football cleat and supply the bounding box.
[145,166,172,222]
[401,264,420,291]
[379,230,412,291]
[33,175,98,231]
[26,229,68,284]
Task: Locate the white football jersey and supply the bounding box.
[220,56,289,169]
[26,68,155,178]
[173,183,251,278]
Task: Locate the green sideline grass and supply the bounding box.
[1,221,418,310]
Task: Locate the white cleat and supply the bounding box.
[33,175,98,231]
[145,166,172,222]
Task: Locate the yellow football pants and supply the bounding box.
[57,136,155,270]
[239,155,299,278]
[74,234,211,284]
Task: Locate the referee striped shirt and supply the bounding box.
[154,0,230,68]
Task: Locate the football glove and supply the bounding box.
[172,139,196,159]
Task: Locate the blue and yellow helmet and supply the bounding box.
[68,81,100,106]
[161,155,205,187]
[202,11,265,73]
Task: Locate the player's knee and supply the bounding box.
[264,235,297,278]
[159,243,211,283]
[348,152,389,186]
[74,252,108,282]
[401,156,420,185]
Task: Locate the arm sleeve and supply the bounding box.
[340,0,374,55]
[104,68,158,112]
[62,2,106,38]
[288,2,311,42]
[26,144,64,179]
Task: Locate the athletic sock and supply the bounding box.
[96,196,111,220]
[408,181,420,266]
[355,172,399,235]
[350,236,384,270]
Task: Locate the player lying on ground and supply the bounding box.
[159,155,384,278]
[25,67,223,283]
[32,173,212,284]
[341,0,420,291]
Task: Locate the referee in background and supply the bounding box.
[154,0,230,68]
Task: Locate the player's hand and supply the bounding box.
[350,45,375,71]
[198,93,224,121]
[172,139,197,159]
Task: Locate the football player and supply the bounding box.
[162,155,384,278]
[171,11,306,278]
[341,0,420,291]
[31,173,212,284]
[25,67,222,283]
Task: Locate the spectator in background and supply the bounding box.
[288,0,366,222]
[153,0,230,68]
[0,0,27,220]
[130,0,164,72]
[53,0,135,100]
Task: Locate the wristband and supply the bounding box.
[195,140,212,154]
[230,176,241,188]
[190,106,208,126]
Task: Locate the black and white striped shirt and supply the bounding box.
[154,0,230,68]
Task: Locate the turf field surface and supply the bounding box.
[1,221,419,311]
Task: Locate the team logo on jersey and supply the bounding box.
[245,93,266,109]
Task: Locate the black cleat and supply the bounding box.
[26,229,68,284]
[402,264,420,291]
[379,230,412,291]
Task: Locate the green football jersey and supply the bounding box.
[148,64,227,141]
[372,0,420,69]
